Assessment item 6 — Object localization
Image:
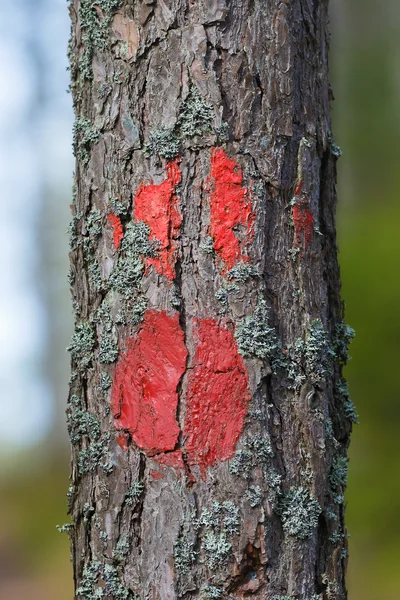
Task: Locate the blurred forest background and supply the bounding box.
[0,1,398,598]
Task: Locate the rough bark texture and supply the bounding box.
[67,2,356,599]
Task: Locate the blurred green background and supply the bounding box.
[0,1,398,599]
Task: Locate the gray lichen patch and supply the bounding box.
[112,536,131,563]
[244,485,263,507]
[100,371,113,392]
[201,530,232,570]
[87,255,103,293]
[67,403,101,444]
[109,196,129,217]
[76,559,135,600]
[73,116,100,165]
[266,469,282,505]
[125,482,144,506]
[329,456,348,491]
[235,299,282,370]
[200,585,223,599]
[94,301,119,364]
[78,433,114,475]
[333,322,355,364]
[174,531,197,575]
[215,282,240,314]
[277,486,321,540]
[109,221,154,299]
[286,319,336,388]
[177,86,215,138]
[252,180,265,199]
[85,209,102,237]
[77,0,122,81]
[67,211,83,250]
[226,263,258,283]
[131,297,147,325]
[67,320,95,371]
[303,319,336,380]
[195,501,240,571]
[229,434,274,479]
[199,236,214,255]
[144,127,180,160]
[143,86,215,160]
[335,379,359,424]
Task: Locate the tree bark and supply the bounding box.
[67,1,356,599]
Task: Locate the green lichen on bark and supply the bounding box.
[68,320,95,371]
[200,585,223,599]
[125,482,144,506]
[226,263,258,283]
[195,501,240,571]
[109,221,154,298]
[277,487,321,540]
[78,0,122,81]
[244,485,263,507]
[78,433,114,475]
[76,559,135,600]
[144,127,180,160]
[67,404,101,444]
[336,379,359,424]
[94,301,119,364]
[177,86,214,138]
[174,532,197,575]
[73,117,100,165]
[235,299,283,370]
[230,434,274,479]
[333,322,355,364]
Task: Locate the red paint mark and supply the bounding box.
[209,148,255,269]
[111,310,188,455]
[292,201,314,249]
[150,469,165,480]
[154,450,185,470]
[183,319,250,475]
[108,213,124,250]
[293,179,303,197]
[117,432,130,451]
[134,160,182,281]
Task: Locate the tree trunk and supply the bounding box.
[67,1,356,599]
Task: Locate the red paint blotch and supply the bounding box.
[150,469,165,480]
[134,160,182,281]
[117,432,130,451]
[111,310,188,455]
[292,201,314,249]
[108,213,124,250]
[209,148,255,269]
[183,319,250,474]
[154,450,185,470]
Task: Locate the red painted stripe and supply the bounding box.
[209,148,255,269]
[134,160,182,281]
[108,213,124,250]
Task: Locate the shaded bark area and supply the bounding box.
[67,1,355,599]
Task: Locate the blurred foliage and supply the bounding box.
[332,2,400,598]
[0,451,72,599]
